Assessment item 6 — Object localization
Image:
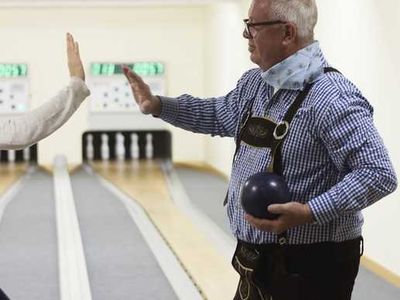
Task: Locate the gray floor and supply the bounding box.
[0,170,59,300]
[175,166,400,300]
[0,168,180,300]
[71,169,178,300]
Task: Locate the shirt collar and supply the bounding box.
[261,41,324,91]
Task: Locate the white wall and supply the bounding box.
[204,0,400,276]
[0,5,207,164]
[203,0,252,175]
[315,0,400,277]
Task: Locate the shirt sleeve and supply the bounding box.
[0,77,90,150]
[157,73,252,138]
[308,94,398,225]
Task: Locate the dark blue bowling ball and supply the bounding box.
[240,172,291,219]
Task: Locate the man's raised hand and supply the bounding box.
[66,33,85,81]
[123,66,161,116]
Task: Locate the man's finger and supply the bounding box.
[245,214,274,231]
[267,204,284,214]
[75,41,80,55]
[68,33,74,48]
[123,67,143,85]
[122,66,133,80]
[66,33,73,54]
[246,213,288,233]
[123,68,146,86]
[123,69,135,85]
[131,84,144,97]
[122,65,130,74]
[268,203,290,214]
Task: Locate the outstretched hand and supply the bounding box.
[122,66,161,116]
[66,33,85,81]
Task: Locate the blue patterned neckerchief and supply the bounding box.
[261,41,324,91]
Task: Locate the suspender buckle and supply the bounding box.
[278,236,287,245]
[273,121,289,140]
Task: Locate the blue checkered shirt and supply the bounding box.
[159,55,397,245]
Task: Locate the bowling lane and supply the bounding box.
[0,164,29,196]
[171,163,232,236]
[0,167,59,300]
[91,160,238,300]
[70,166,183,300]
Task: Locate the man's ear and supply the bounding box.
[282,22,297,46]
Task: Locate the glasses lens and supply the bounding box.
[244,22,252,38]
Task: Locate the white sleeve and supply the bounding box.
[0,77,90,150]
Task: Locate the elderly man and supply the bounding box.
[123,0,397,299]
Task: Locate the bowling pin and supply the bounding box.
[86,134,94,161]
[23,147,30,162]
[130,133,139,159]
[100,133,110,160]
[115,132,125,161]
[145,133,153,159]
[8,150,16,162]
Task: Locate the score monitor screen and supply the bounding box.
[0,64,28,78]
[91,62,164,77]
[88,61,165,113]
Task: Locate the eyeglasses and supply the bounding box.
[243,18,286,39]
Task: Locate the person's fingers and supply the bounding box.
[123,71,134,85]
[67,33,78,56]
[245,213,285,233]
[122,65,130,73]
[68,33,75,49]
[246,214,268,228]
[122,66,154,111]
[268,203,288,214]
[125,68,146,86]
[122,65,133,76]
[125,73,149,100]
[131,84,148,102]
[67,34,78,63]
[67,33,72,55]
[123,68,134,85]
[65,33,85,80]
[75,41,80,56]
[123,67,145,88]
[125,70,137,84]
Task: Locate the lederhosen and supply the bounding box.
[227,68,364,300]
[0,289,10,300]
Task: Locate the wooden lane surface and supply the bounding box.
[0,164,29,196]
[91,160,238,300]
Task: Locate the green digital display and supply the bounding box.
[0,63,28,78]
[91,62,165,76]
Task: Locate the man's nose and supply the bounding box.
[243,28,251,39]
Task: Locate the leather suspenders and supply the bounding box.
[224,67,341,207]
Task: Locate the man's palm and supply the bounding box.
[123,66,160,115]
[67,33,85,81]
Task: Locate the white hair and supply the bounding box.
[268,0,318,41]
